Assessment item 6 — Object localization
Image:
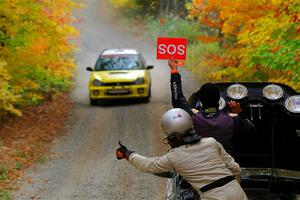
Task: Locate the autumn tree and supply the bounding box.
[186,0,300,90]
[0,0,81,116]
[111,0,186,16]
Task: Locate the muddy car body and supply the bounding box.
[164,82,300,200]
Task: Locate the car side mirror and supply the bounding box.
[86,66,93,71]
[146,65,154,70]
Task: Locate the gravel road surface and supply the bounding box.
[14,0,199,199]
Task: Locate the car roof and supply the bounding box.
[102,49,139,56]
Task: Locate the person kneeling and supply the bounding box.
[116,108,248,200]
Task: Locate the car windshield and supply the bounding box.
[94,54,145,71]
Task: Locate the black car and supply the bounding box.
[164,82,300,200]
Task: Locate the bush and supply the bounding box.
[146,16,201,43]
[186,42,221,82]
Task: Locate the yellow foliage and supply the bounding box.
[110,0,137,9]
[0,61,21,116]
[0,0,81,116]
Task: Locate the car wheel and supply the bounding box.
[142,97,150,103]
[142,86,151,103]
[90,99,97,106]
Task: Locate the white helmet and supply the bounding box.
[161,108,193,137]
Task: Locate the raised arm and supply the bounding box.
[169,59,193,116]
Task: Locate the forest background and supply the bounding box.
[1,0,299,117]
[111,0,300,91]
[0,0,298,198]
[0,0,81,117]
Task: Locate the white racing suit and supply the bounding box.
[128,137,248,200]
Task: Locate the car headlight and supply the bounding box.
[263,84,283,100]
[93,79,104,86]
[227,84,248,100]
[134,77,145,84]
[219,97,226,110]
[285,95,300,114]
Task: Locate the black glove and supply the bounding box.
[116,141,134,160]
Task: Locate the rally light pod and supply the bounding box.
[227,84,248,100]
[285,95,300,114]
[263,84,284,100]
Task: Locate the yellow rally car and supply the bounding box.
[86,49,153,105]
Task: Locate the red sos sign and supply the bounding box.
[156,37,187,60]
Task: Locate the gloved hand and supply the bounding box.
[168,57,178,70]
[227,100,242,114]
[116,141,134,160]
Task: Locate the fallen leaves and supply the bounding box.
[0,93,73,194]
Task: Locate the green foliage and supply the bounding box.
[146,16,202,43]
[251,40,300,72]
[110,0,159,15]
[0,165,8,180]
[36,155,48,164]
[186,42,221,82]
[0,190,11,200]
[110,0,185,17]
[14,162,23,170]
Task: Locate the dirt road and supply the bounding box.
[14,0,199,199]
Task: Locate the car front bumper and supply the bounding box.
[89,84,150,99]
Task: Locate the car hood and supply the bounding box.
[91,70,146,83]
[188,82,300,172]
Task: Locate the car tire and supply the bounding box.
[90,99,97,106]
[142,97,150,103]
[142,86,151,103]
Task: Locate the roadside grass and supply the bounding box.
[13,150,27,159]
[14,162,23,170]
[0,190,11,200]
[145,16,201,43]
[0,165,8,181]
[36,155,48,164]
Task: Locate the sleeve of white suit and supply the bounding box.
[128,153,174,173]
[216,141,241,183]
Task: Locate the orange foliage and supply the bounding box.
[186,0,300,90]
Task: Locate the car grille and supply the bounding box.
[103,82,134,86]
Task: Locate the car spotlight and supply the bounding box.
[263,84,283,100]
[218,97,226,110]
[285,95,300,114]
[227,84,248,100]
